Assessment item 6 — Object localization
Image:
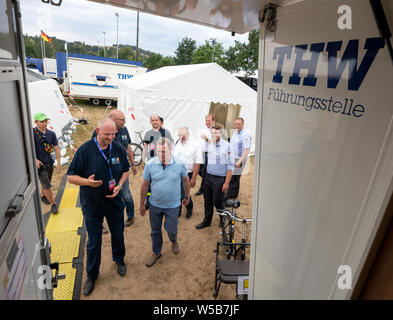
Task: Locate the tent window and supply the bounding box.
[209,102,241,140]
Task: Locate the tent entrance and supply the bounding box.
[209,102,241,140]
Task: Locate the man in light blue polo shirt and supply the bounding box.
[140,137,190,267]
[227,117,251,200]
[196,125,234,229]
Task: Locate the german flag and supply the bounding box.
[41,30,52,44]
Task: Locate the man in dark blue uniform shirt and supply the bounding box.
[92,110,137,229]
[33,112,61,214]
[67,118,130,296]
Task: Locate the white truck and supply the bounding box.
[62,54,147,106]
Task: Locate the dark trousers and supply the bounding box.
[227,158,246,200]
[84,210,125,281]
[180,172,194,213]
[203,173,226,225]
[227,174,241,199]
[198,152,208,192]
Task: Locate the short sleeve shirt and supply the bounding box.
[206,139,234,177]
[142,156,187,208]
[230,129,252,159]
[66,139,130,215]
[143,128,173,161]
[33,127,58,165]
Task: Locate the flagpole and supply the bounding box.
[41,35,44,59]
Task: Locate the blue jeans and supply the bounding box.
[149,204,179,255]
[121,178,134,219]
[84,211,125,281]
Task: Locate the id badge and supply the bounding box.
[109,179,116,191]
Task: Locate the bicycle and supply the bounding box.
[129,131,144,166]
[217,199,252,261]
[213,199,252,299]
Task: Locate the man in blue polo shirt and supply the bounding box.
[67,118,130,296]
[195,125,234,229]
[140,137,190,267]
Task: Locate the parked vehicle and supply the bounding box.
[58,53,147,106]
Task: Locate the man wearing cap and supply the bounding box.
[33,112,61,214]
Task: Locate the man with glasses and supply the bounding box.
[33,112,61,214]
[195,125,234,229]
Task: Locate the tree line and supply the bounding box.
[24,30,258,76]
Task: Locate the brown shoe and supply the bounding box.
[172,241,179,254]
[145,253,161,267]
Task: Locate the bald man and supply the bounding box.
[93,110,138,226]
[68,118,130,296]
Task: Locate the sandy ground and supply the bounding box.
[45,101,254,300]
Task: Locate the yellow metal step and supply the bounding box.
[59,187,79,209]
[46,231,81,264]
[45,207,83,233]
[52,263,76,300]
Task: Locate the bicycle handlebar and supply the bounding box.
[216,209,252,223]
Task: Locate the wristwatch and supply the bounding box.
[117,184,123,190]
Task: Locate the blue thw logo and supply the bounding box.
[272,37,385,91]
[117,73,134,80]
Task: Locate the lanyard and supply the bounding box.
[94,137,113,179]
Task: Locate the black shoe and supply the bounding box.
[83,278,95,296]
[41,196,50,205]
[125,218,134,227]
[117,262,126,277]
[185,208,193,219]
[195,190,203,196]
[195,222,210,229]
[50,203,58,214]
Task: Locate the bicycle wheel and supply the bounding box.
[221,215,234,259]
[131,143,143,166]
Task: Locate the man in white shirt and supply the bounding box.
[227,117,251,200]
[174,127,203,218]
[195,114,215,196]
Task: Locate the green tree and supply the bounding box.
[174,37,196,65]
[119,46,136,61]
[191,40,225,66]
[144,52,163,70]
[223,29,259,76]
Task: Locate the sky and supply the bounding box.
[20,0,250,57]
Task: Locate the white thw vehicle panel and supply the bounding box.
[249,0,393,299]
[65,57,147,101]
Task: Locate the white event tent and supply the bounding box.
[117,63,257,152]
[27,69,73,139]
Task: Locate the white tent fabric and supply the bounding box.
[27,75,73,139]
[117,63,257,153]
